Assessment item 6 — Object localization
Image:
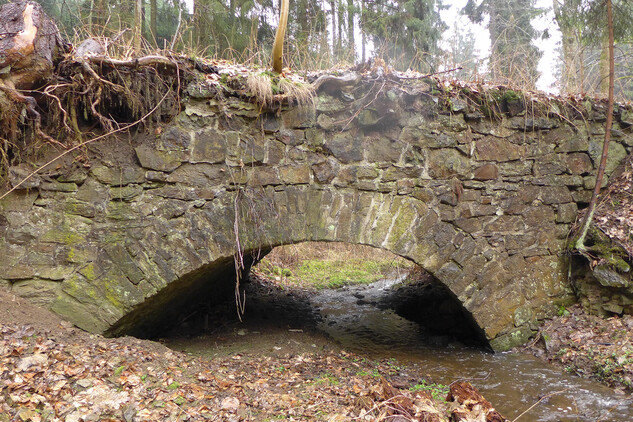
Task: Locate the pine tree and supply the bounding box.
[464,0,543,88]
[362,0,445,72]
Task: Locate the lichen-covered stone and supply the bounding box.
[588,138,627,174]
[316,94,345,113]
[135,144,184,171]
[489,326,535,351]
[324,132,362,163]
[110,185,143,201]
[91,165,145,186]
[475,138,525,161]
[593,265,630,288]
[0,190,38,212]
[190,128,226,164]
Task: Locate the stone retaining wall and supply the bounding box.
[1,74,632,350]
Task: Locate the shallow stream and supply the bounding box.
[166,277,633,421]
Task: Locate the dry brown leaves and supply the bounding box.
[592,155,633,257]
[534,305,633,393]
[0,322,504,421]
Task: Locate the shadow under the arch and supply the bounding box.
[376,268,491,350]
[133,245,491,354]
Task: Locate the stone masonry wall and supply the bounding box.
[1,74,632,351]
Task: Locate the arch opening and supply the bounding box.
[120,241,489,352]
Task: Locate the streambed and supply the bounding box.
[165,277,633,421]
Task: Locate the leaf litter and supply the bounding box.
[0,287,506,421]
[527,304,633,394]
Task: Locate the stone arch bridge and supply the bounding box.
[2,75,632,350]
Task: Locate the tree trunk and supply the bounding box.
[91,0,106,35]
[575,0,615,251]
[88,0,94,33]
[133,0,143,50]
[361,0,366,63]
[271,0,289,73]
[347,0,355,61]
[337,0,344,59]
[330,0,336,57]
[553,0,582,94]
[150,0,157,47]
[0,1,68,143]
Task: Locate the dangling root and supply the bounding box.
[0,81,65,148]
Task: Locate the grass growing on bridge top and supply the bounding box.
[254,242,413,290]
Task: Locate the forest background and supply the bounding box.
[4,0,633,100]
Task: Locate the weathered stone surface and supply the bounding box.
[135,144,183,172]
[588,138,627,174]
[364,136,404,163]
[159,126,192,150]
[110,185,143,201]
[248,167,280,186]
[64,200,96,218]
[166,164,226,187]
[358,109,381,127]
[316,94,345,113]
[75,178,108,203]
[428,149,470,178]
[228,133,265,165]
[566,153,593,175]
[282,107,316,129]
[12,279,59,306]
[6,266,36,280]
[489,326,535,351]
[312,160,338,184]
[0,190,38,212]
[279,165,310,184]
[382,166,419,182]
[324,132,362,163]
[475,138,525,161]
[556,203,578,223]
[533,154,566,176]
[437,114,468,132]
[57,168,88,184]
[507,117,557,131]
[276,129,304,146]
[473,164,498,180]
[8,165,41,189]
[91,165,145,186]
[593,265,630,288]
[5,79,631,353]
[190,128,226,164]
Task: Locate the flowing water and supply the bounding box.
[168,277,633,421]
[311,278,633,421]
